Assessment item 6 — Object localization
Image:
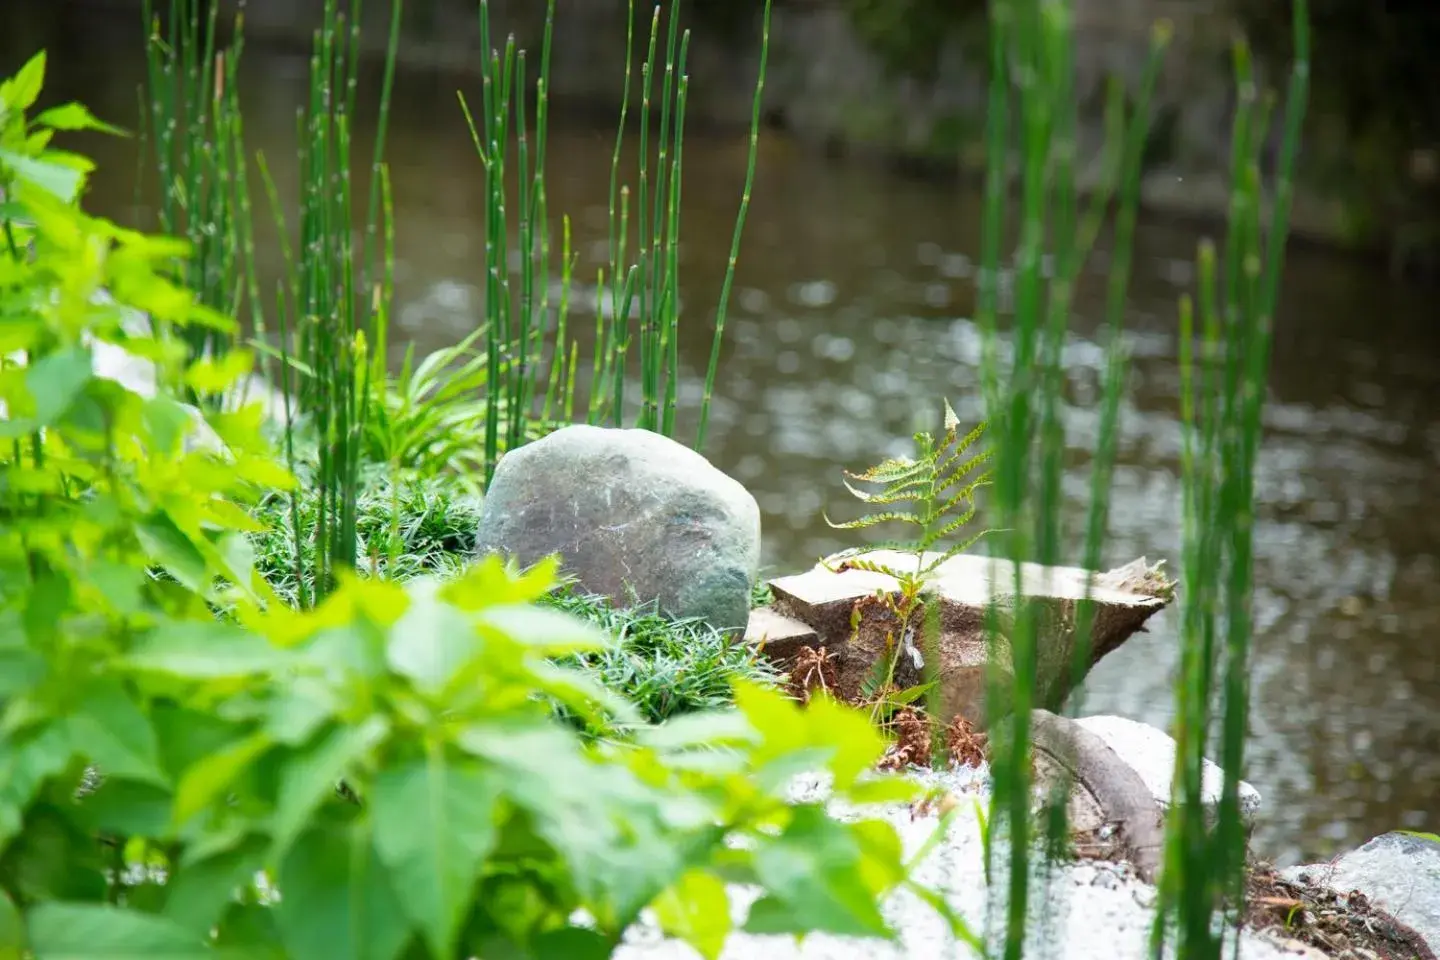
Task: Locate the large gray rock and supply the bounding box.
[1283,831,1440,951]
[473,425,762,633]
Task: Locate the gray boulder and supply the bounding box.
[1283,830,1440,952]
[473,425,762,633]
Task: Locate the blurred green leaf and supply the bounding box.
[0,889,22,960]
[0,149,87,202]
[270,717,390,861]
[65,681,166,786]
[746,805,896,939]
[127,622,288,679]
[384,583,479,695]
[370,757,502,958]
[26,903,211,959]
[172,731,271,830]
[275,822,412,960]
[0,51,45,112]
[651,869,732,960]
[476,604,612,657]
[22,347,92,430]
[33,102,127,136]
[163,836,267,938]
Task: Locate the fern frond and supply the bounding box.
[930,526,995,563]
[844,456,931,485]
[933,504,980,540]
[935,487,984,524]
[859,654,891,701]
[840,475,932,505]
[937,450,994,493]
[827,399,992,583]
[823,509,927,531]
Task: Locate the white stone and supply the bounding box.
[1072,714,1263,826]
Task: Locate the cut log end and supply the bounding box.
[756,550,1173,727]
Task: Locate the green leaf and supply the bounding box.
[384,585,478,694]
[134,512,209,594]
[151,705,241,784]
[1,51,45,111]
[651,869,732,960]
[33,102,127,136]
[529,927,614,960]
[65,681,166,786]
[163,836,267,938]
[3,805,107,904]
[0,148,86,203]
[369,757,502,958]
[270,717,390,861]
[0,889,23,960]
[127,622,288,679]
[172,732,272,830]
[213,903,286,957]
[475,604,611,657]
[26,347,92,428]
[71,779,172,838]
[275,822,411,960]
[745,805,895,939]
[0,723,73,849]
[26,903,211,959]
[637,710,759,753]
[804,694,888,791]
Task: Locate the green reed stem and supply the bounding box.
[1153,2,1309,957]
[696,0,771,452]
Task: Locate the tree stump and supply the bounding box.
[744,550,1173,727]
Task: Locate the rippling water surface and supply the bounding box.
[13,9,1439,866]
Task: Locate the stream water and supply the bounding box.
[8,7,1439,867]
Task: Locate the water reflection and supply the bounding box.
[13,6,1439,866]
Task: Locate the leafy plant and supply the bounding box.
[824,398,994,582]
[1,57,981,959]
[822,399,994,731]
[1156,4,1312,954]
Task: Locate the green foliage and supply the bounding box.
[546,590,785,728]
[248,478,781,731]
[139,0,256,376]
[822,400,990,737]
[1,55,979,958]
[824,398,994,582]
[970,2,1171,956]
[1155,5,1312,956]
[360,327,560,496]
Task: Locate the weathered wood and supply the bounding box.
[766,550,1172,726]
[742,607,819,663]
[1030,709,1164,883]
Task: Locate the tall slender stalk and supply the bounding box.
[696,0,771,452]
[461,0,770,460]
[975,1,1165,956]
[1153,3,1310,956]
[140,0,252,383]
[248,0,402,604]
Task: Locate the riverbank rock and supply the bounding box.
[1030,712,1263,883]
[749,550,1172,726]
[1074,714,1263,829]
[473,425,762,633]
[1282,831,1440,954]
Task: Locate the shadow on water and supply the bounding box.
[8,5,1439,867]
